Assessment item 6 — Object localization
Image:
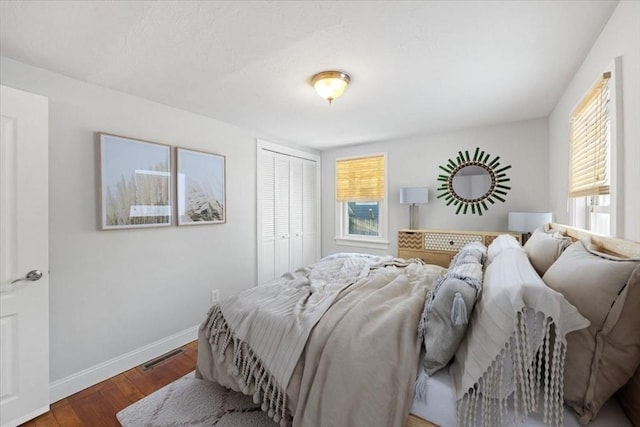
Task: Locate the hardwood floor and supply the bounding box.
[21,340,438,427]
[20,341,198,427]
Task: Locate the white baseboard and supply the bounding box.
[49,325,199,403]
[2,404,49,427]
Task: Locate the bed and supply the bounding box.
[196,224,640,427]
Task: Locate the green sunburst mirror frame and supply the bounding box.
[436,147,511,215]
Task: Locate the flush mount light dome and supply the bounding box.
[311,71,351,104]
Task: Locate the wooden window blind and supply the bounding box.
[568,72,611,198]
[336,155,385,202]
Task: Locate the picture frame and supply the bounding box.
[176,148,226,225]
[98,133,172,230]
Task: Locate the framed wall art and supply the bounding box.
[176,148,226,225]
[98,133,172,230]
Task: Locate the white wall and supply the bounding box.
[549,0,640,241]
[321,118,549,256]
[0,58,319,399]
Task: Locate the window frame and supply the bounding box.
[334,153,389,250]
[568,57,623,237]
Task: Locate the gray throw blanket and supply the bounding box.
[201,254,391,425]
[199,255,447,426]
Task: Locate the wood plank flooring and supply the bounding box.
[20,341,198,427]
[20,340,437,427]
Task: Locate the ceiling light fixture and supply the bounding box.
[311,71,351,104]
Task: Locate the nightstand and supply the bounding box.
[398,229,522,268]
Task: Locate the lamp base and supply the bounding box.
[409,204,420,230]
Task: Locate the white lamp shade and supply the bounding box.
[508,212,552,233]
[400,187,429,204]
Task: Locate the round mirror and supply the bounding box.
[451,165,492,200]
[436,148,511,215]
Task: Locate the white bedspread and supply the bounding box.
[410,367,632,427]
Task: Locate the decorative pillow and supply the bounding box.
[618,365,640,426]
[418,242,486,375]
[486,233,520,264]
[421,276,479,375]
[542,240,640,423]
[449,241,486,267]
[523,227,572,276]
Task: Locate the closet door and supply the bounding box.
[289,158,304,272]
[257,141,320,285]
[274,155,290,278]
[260,151,276,283]
[302,159,317,267]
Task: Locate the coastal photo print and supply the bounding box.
[176,148,226,225]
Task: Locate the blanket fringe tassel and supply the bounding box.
[201,305,291,427]
[456,308,566,427]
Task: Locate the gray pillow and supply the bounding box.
[523,228,572,276]
[449,241,486,269]
[421,276,478,375]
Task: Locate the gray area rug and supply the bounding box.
[117,372,277,426]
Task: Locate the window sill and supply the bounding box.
[334,236,390,251]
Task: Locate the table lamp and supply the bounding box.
[400,187,429,229]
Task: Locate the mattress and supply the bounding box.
[409,367,632,427]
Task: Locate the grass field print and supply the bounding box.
[98,133,172,229]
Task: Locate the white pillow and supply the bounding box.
[450,245,589,424]
[486,234,522,264]
[523,228,572,276]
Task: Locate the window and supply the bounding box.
[572,195,610,236]
[568,72,610,199]
[346,202,379,236]
[335,153,388,249]
[569,69,620,236]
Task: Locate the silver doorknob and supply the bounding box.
[10,270,43,284]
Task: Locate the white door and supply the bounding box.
[301,159,317,267]
[274,155,290,278]
[260,151,276,284]
[0,85,49,427]
[257,141,320,285]
[289,158,303,271]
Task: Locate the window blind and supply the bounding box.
[336,155,385,202]
[568,72,611,198]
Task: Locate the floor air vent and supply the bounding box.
[141,348,183,370]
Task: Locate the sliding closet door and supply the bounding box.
[260,151,277,283]
[289,158,304,272]
[274,155,291,278]
[257,141,320,285]
[302,159,317,267]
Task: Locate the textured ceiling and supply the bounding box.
[0,1,617,150]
